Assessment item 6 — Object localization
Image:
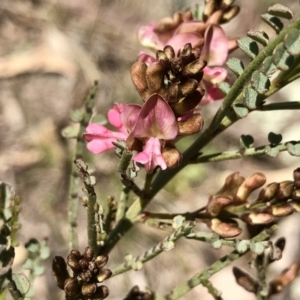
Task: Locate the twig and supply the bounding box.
[67,81,98,250]
[116,186,130,222]
[110,221,195,276]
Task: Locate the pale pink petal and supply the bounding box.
[84,124,127,140]
[201,25,228,66]
[121,104,141,132]
[167,32,203,55]
[132,94,178,140]
[134,137,167,173]
[108,103,127,133]
[138,24,164,51]
[86,139,115,154]
[138,51,156,66]
[175,21,206,35]
[203,66,227,84]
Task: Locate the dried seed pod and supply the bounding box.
[67,252,81,273]
[222,6,240,22]
[206,196,233,216]
[145,62,166,93]
[268,237,285,263]
[234,173,266,203]
[178,43,192,57]
[293,168,300,189]
[233,266,258,293]
[292,189,300,201]
[164,45,175,60]
[182,59,207,77]
[130,62,151,101]
[52,256,70,290]
[94,285,110,299]
[83,246,94,261]
[177,113,204,136]
[180,79,199,96]
[208,218,242,237]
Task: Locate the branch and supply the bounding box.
[155,225,277,300]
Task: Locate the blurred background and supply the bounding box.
[0,0,300,299]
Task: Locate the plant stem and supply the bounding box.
[116,186,130,222]
[68,81,98,250]
[155,225,277,300]
[110,221,195,276]
[194,143,288,163]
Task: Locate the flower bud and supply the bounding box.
[222,6,240,23]
[215,172,245,199]
[255,182,279,203]
[94,255,109,269]
[233,266,258,293]
[206,196,233,216]
[82,283,97,296]
[52,256,70,289]
[269,262,300,295]
[271,204,293,217]
[177,113,204,136]
[67,253,81,272]
[208,218,241,237]
[97,268,112,283]
[292,189,300,201]
[182,59,206,77]
[178,43,192,57]
[181,79,199,97]
[146,61,166,93]
[275,181,294,202]
[162,147,182,169]
[130,62,151,101]
[163,45,175,60]
[172,90,204,116]
[64,277,80,298]
[234,173,266,203]
[83,246,94,261]
[94,285,110,299]
[156,50,168,63]
[242,212,274,225]
[293,168,300,188]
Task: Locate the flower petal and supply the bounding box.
[120,104,141,133]
[138,24,164,51]
[134,137,167,173]
[108,103,127,133]
[86,139,115,154]
[201,81,225,104]
[138,51,156,66]
[203,66,227,84]
[167,32,203,54]
[132,94,178,140]
[201,25,228,66]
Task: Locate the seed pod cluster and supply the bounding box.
[52,246,111,300]
[123,285,155,300]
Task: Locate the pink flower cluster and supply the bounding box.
[84,94,179,173]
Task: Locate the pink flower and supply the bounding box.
[83,103,141,154]
[132,94,178,173]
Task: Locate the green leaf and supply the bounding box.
[237,37,259,59]
[226,57,244,76]
[233,104,249,118]
[162,241,175,251]
[284,28,300,56]
[251,71,270,94]
[236,240,249,253]
[90,114,107,125]
[71,109,84,122]
[25,239,39,253]
[261,56,277,76]
[286,142,300,156]
[172,215,185,230]
[265,145,280,157]
[12,273,30,296]
[272,43,294,71]
[268,132,282,145]
[261,13,284,34]
[61,125,78,139]
[243,87,259,109]
[247,30,269,46]
[217,82,231,95]
[240,135,254,148]
[268,4,293,20]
